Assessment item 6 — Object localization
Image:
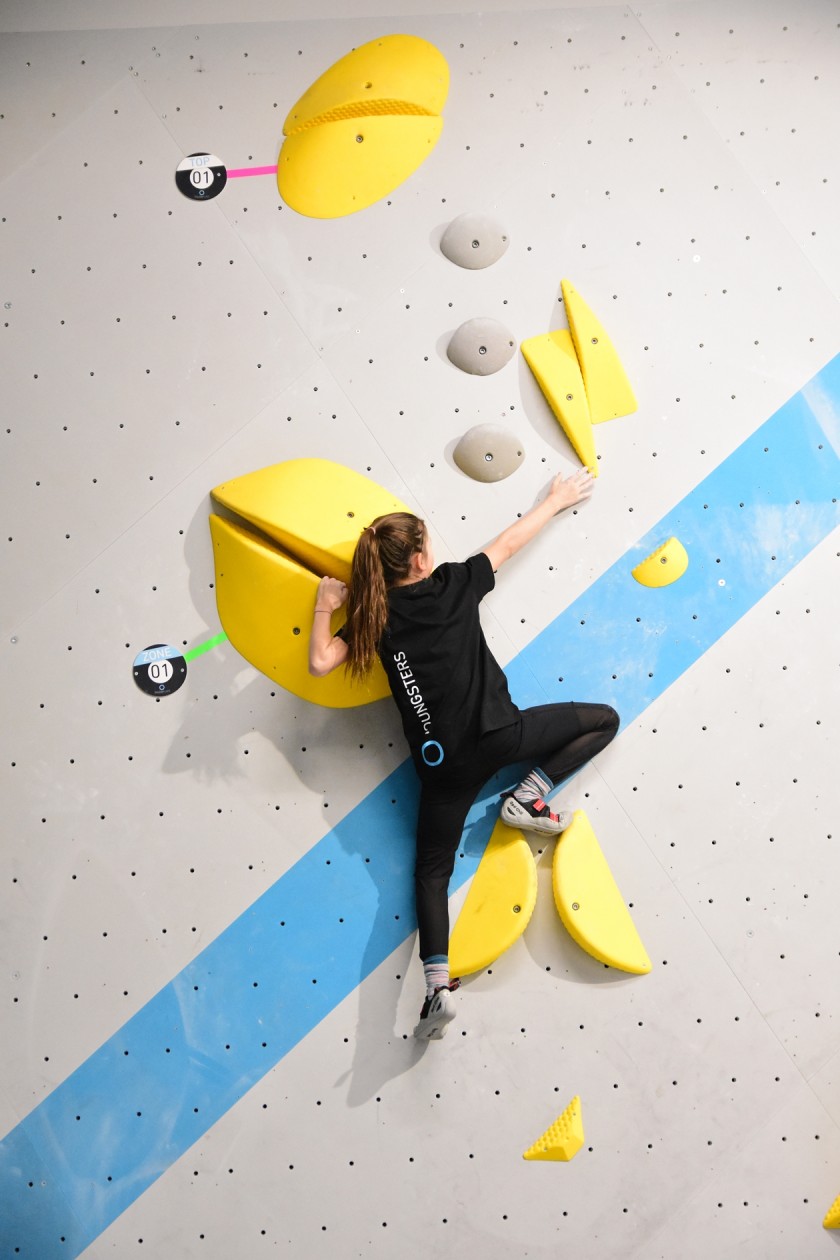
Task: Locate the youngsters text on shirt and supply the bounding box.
[392,650,432,735]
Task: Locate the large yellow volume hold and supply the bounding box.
[561,279,637,424]
[552,811,651,974]
[631,536,689,588]
[278,34,449,218]
[521,329,598,475]
[209,459,408,708]
[448,819,538,978]
[523,1096,584,1162]
[824,1194,840,1229]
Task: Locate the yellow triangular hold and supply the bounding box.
[553,811,652,974]
[449,819,538,977]
[521,329,598,475]
[824,1194,840,1229]
[631,536,689,588]
[523,1096,584,1162]
[561,279,637,424]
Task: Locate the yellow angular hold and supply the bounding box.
[523,1096,584,1162]
[209,458,408,707]
[521,329,598,475]
[553,811,651,974]
[631,536,689,588]
[449,819,538,978]
[824,1194,840,1229]
[279,34,449,217]
[211,458,405,587]
[561,279,637,424]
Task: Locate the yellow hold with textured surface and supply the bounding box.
[279,34,449,217]
[449,819,538,977]
[561,278,637,424]
[521,329,598,474]
[553,811,652,974]
[523,1096,584,1162]
[631,536,689,587]
[824,1194,840,1229]
[209,458,408,707]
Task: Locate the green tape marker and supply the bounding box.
[183,630,228,663]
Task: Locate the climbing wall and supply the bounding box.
[1,1,839,1257]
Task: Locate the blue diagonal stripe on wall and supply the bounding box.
[2,355,839,1258]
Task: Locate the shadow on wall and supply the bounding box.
[337,782,510,1107]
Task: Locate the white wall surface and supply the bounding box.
[2,2,839,1257]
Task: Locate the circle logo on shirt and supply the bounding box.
[421,740,445,767]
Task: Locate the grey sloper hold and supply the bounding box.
[447,317,516,376]
[440,212,509,269]
[453,424,525,483]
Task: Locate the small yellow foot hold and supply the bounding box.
[278,34,449,218]
[561,278,637,424]
[553,810,651,974]
[631,536,689,587]
[520,328,598,474]
[448,818,538,978]
[523,1096,584,1162]
[824,1193,840,1229]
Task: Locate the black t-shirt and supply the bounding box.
[378,552,519,776]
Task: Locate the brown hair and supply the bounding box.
[344,512,426,680]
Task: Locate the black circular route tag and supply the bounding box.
[133,644,187,697]
[175,152,227,201]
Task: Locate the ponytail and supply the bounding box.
[344,512,426,680]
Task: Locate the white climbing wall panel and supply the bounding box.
[1,1,839,1257]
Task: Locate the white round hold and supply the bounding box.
[453,423,525,482]
[440,212,510,269]
[447,318,517,376]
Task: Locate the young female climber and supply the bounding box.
[308,468,619,1041]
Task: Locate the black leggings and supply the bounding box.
[414,702,620,961]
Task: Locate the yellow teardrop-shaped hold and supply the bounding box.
[283,34,449,131]
[824,1194,840,1229]
[521,329,598,475]
[279,115,444,220]
[631,536,689,588]
[523,1096,584,1162]
[552,811,651,974]
[448,819,538,978]
[279,34,449,217]
[209,458,409,707]
[561,279,637,424]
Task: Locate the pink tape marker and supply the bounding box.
[226,165,278,179]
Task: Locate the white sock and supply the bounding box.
[513,767,552,805]
[423,955,449,999]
